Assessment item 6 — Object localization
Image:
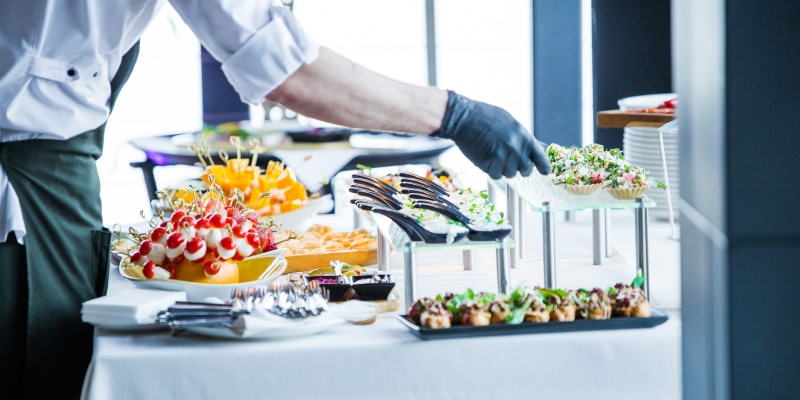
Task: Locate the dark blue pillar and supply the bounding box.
[532,0,582,147]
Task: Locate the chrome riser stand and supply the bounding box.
[506,184,519,269]
[463,250,475,271]
[377,232,391,272]
[542,202,556,288]
[605,208,615,257]
[518,196,527,259]
[404,243,417,313]
[634,199,650,298]
[496,239,511,295]
[592,209,606,265]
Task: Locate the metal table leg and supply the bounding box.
[377,231,391,272]
[592,209,606,265]
[404,242,417,313]
[463,250,475,271]
[564,210,575,222]
[495,239,511,295]
[487,178,497,204]
[353,209,361,230]
[506,183,519,269]
[130,161,159,202]
[634,198,650,298]
[518,196,528,259]
[542,202,556,288]
[605,208,615,257]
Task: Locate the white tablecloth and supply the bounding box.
[82,265,682,400]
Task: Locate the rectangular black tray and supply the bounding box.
[396,309,669,340]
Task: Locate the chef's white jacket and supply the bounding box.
[0,0,320,243]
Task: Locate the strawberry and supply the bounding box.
[143,260,155,279]
[209,214,226,229]
[204,259,221,276]
[170,208,186,225]
[264,229,277,252]
[139,240,153,255]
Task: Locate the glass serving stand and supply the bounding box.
[505,172,656,298]
[370,212,516,313]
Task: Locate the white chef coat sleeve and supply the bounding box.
[169,0,319,104]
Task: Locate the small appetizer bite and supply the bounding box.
[540,289,577,322]
[585,288,613,320]
[523,291,550,323]
[456,300,492,326]
[409,297,436,323]
[488,299,511,324]
[420,302,452,329]
[613,287,651,318]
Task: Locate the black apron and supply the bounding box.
[0,42,139,399]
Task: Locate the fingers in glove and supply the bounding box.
[530,139,551,175]
[503,156,520,178]
[517,156,534,177]
[483,157,505,180]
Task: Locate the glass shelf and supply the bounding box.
[370,212,515,253]
[506,173,657,212]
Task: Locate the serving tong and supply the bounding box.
[157,283,331,331]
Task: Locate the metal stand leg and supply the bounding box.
[506,183,519,269]
[605,208,615,257]
[542,202,556,288]
[463,250,475,271]
[634,198,650,298]
[404,243,417,313]
[353,209,361,230]
[130,161,159,202]
[592,209,606,265]
[495,239,511,295]
[377,231,391,272]
[487,178,497,205]
[564,210,575,222]
[518,196,527,259]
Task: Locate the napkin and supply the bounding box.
[82,289,186,327]
[220,300,377,338]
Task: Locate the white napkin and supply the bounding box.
[81,289,186,326]
[219,300,377,338]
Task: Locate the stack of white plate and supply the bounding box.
[623,126,679,221]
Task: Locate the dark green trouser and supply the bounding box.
[0,42,139,399]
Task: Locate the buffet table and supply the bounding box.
[83,254,681,400]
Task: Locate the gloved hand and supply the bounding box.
[432,90,551,180]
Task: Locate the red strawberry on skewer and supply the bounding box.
[217,236,237,260]
[166,232,186,260]
[184,237,207,261]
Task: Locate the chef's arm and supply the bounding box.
[267,47,448,135]
[267,47,550,178]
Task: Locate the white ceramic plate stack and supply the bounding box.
[618,94,678,221]
[623,126,679,220]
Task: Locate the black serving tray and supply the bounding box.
[307,274,395,302]
[285,128,353,143]
[396,309,669,340]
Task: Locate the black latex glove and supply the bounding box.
[432,90,551,180]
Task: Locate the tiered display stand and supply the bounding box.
[362,173,656,313]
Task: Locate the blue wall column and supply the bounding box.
[676,0,800,398]
[532,0,582,147]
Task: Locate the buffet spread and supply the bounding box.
[95,139,668,341]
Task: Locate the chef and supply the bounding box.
[0,1,550,398]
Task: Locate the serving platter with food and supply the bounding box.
[398,272,667,340]
[274,224,378,273]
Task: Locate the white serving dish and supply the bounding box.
[617,93,677,110]
[267,195,330,230]
[119,249,288,301]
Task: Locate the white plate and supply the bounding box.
[119,249,288,301]
[618,93,676,110]
[186,316,344,340]
[269,195,330,230]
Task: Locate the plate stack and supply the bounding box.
[622,126,678,221]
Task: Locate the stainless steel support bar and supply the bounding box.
[518,196,528,259]
[565,210,575,222]
[377,231,391,272]
[605,208,614,257]
[353,209,361,230]
[542,202,556,288]
[506,183,519,269]
[592,209,606,265]
[487,179,497,204]
[496,239,511,295]
[634,198,650,298]
[404,243,417,313]
[463,250,475,271]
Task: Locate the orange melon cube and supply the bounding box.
[284,181,307,202]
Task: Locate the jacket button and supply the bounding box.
[67,69,76,77]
